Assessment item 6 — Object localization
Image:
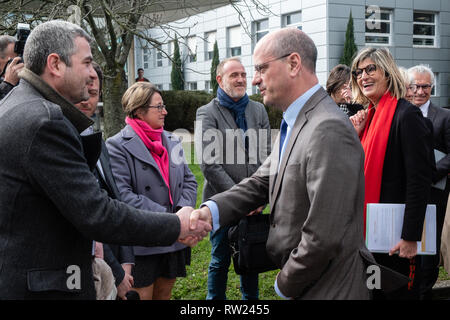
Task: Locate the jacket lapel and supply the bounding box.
[270,88,329,204]
[162,131,178,198]
[427,102,437,122]
[122,125,160,172]
[80,131,102,171]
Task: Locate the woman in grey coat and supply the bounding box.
[106,82,197,300]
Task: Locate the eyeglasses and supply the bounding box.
[254,53,292,75]
[352,64,377,79]
[409,84,432,92]
[148,104,167,112]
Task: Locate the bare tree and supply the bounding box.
[0,0,272,137]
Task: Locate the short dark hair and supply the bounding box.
[326,64,351,96]
[24,20,92,76]
[0,35,15,59]
[137,68,144,72]
[92,61,103,93]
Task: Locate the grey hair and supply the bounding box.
[0,35,16,59]
[269,28,317,73]
[407,64,435,87]
[23,20,92,75]
[216,57,243,76]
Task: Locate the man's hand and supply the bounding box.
[117,273,134,300]
[176,206,211,243]
[389,239,417,259]
[4,57,24,86]
[189,206,213,232]
[247,205,264,216]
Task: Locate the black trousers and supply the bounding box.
[372,253,422,300]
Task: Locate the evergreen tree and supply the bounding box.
[171,35,184,90]
[340,11,358,67]
[211,40,220,95]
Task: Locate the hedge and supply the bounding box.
[161,90,283,132]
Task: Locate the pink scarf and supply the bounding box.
[126,117,173,205]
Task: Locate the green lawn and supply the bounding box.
[172,143,280,300]
[172,143,449,299]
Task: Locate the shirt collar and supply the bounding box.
[418,100,431,117]
[283,83,321,129]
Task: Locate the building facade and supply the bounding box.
[134,0,450,107]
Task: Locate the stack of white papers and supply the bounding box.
[365,203,436,255]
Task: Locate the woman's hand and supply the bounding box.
[349,109,368,136]
[389,239,418,260]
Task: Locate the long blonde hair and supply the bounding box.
[351,47,405,106]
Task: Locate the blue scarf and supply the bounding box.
[217,87,249,132]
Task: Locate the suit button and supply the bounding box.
[178,183,182,188]
[271,224,276,228]
[145,186,151,191]
[142,165,148,170]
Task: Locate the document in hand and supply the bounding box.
[365,203,436,255]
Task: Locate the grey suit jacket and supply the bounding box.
[0,70,181,299]
[106,125,197,255]
[195,98,271,201]
[211,87,374,299]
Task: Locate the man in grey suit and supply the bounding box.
[195,57,271,300]
[408,65,450,299]
[191,28,382,299]
[0,20,209,299]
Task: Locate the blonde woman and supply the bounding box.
[349,47,434,300]
[106,82,197,300]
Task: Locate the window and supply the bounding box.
[254,19,269,44]
[228,26,241,57]
[155,84,163,90]
[187,36,197,63]
[413,12,437,47]
[155,45,163,67]
[205,80,212,93]
[282,11,302,29]
[365,6,392,45]
[431,73,438,96]
[205,31,216,61]
[186,82,197,91]
[142,47,151,69]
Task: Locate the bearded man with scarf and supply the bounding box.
[195,57,271,300]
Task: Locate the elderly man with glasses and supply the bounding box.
[408,64,450,300]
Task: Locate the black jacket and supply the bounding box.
[379,98,434,241]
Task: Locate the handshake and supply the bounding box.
[176,206,213,247]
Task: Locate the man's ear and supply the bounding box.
[288,52,302,77]
[46,53,65,78]
[216,74,222,87]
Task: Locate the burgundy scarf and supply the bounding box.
[126,117,173,205]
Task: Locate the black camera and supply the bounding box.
[0,23,30,78]
[14,23,30,59]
